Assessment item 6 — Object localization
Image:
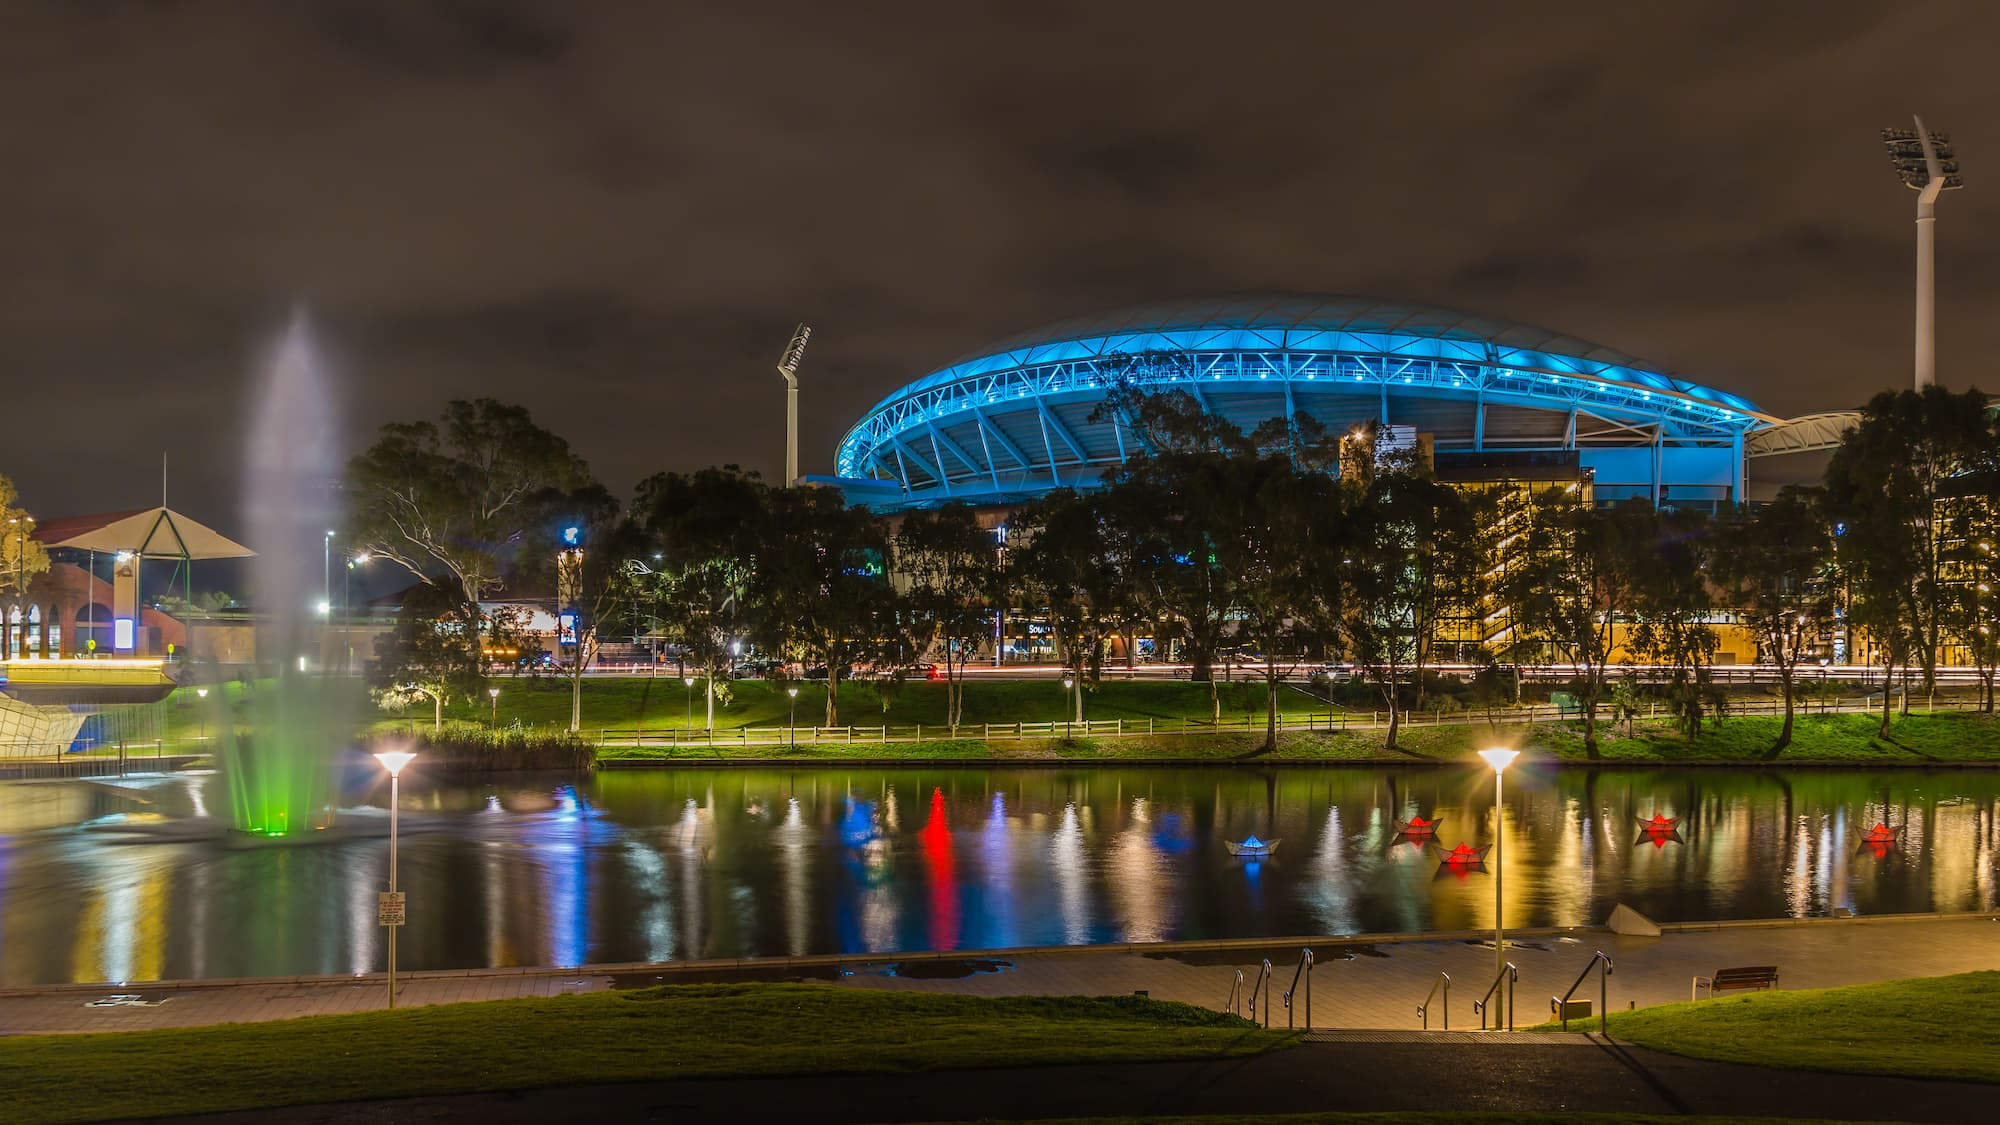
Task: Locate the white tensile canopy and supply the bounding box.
[35,507,255,560]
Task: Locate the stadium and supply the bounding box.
[822,294,1851,512]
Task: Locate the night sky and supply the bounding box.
[6,1,1998,527]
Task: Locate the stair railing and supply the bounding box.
[1281,948,1314,1030]
[1474,961,1518,1031]
[1416,971,1450,1030]
[1552,950,1613,1034]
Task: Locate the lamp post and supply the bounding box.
[373,749,417,1009]
[488,686,500,726]
[1062,675,1075,738]
[1478,748,1520,983]
[323,530,334,622]
[195,686,208,743]
[684,675,695,732]
[344,552,371,672]
[788,686,799,748]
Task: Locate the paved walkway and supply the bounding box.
[2,912,1993,1037]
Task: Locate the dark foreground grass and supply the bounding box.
[981,1116,1881,1125]
[976,1104,1880,1112]
[1534,971,2000,1083]
[0,985,1282,1125]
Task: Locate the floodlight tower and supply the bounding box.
[776,323,813,487]
[1881,117,1963,390]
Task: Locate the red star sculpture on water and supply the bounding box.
[1637,813,1683,849]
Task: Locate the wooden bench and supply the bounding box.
[1692,965,1779,1000]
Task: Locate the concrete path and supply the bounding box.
[2,912,1993,1037]
[173,1039,1996,1124]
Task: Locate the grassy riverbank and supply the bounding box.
[155,679,2000,768]
[1534,971,2000,1083]
[0,985,1280,1125]
[600,711,2000,766]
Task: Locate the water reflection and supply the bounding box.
[1,765,1999,986]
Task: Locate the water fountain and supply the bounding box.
[215,314,354,837]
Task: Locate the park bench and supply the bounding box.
[1692,965,1779,1000]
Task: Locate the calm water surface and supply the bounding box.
[1,764,1997,987]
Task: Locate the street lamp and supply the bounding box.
[684,675,695,732]
[1062,675,1075,738]
[195,686,208,743]
[1881,117,1964,390]
[488,686,500,725]
[788,685,799,748]
[1478,748,1520,983]
[344,552,372,672]
[323,530,335,622]
[373,749,417,1009]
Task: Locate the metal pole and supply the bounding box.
[1494,765,1505,983]
[1916,189,1939,389]
[388,770,399,1009]
[786,382,799,486]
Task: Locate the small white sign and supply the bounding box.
[377,891,407,927]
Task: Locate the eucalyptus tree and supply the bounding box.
[1008,488,1124,723]
[1627,505,1719,740]
[1332,441,1485,749]
[1824,386,1995,727]
[635,467,767,729]
[895,503,1003,729]
[1712,487,1837,751]
[1502,495,1652,760]
[750,484,896,728]
[344,399,596,658]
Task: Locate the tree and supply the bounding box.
[1334,441,1483,750]
[1504,495,1652,760]
[543,503,642,733]
[1010,489,1123,725]
[1627,505,1719,740]
[1824,386,1996,728]
[370,582,485,724]
[344,399,596,658]
[636,468,767,730]
[1712,488,1837,751]
[0,475,51,659]
[1940,469,2000,711]
[750,486,896,728]
[895,504,1001,730]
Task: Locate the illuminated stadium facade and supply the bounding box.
[825,295,1830,512]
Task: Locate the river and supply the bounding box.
[0,764,1995,987]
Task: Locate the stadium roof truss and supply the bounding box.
[836,311,1787,500]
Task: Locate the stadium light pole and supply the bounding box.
[776,324,813,487]
[1882,117,1963,390]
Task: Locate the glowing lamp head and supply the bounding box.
[1062,676,1074,690]
[683,676,694,687]
[488,687,499,699]
[787,686,798,698]
[374,750,417,778]
[1478,748,1519,773]
[195,687,209,699]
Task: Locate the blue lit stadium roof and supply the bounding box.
[835,294,1780,506]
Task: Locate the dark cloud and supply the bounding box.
[3,0,1998,529]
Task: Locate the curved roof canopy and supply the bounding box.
[836,293,1780,498]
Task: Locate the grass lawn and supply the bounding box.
[1532,971,2000,1084]
[0,985,1282,1125]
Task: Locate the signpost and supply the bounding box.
[377,891,406,927]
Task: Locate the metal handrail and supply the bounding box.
[1245,958,1274,1027]
[1553,950,1614,1034]
[1474,961,1518,1031]
[1281,948,1314,1030]
[1224,969,1245,1017]
[1417,971,1450,1030]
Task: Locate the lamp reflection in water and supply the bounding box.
[1478,748,1519,983]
